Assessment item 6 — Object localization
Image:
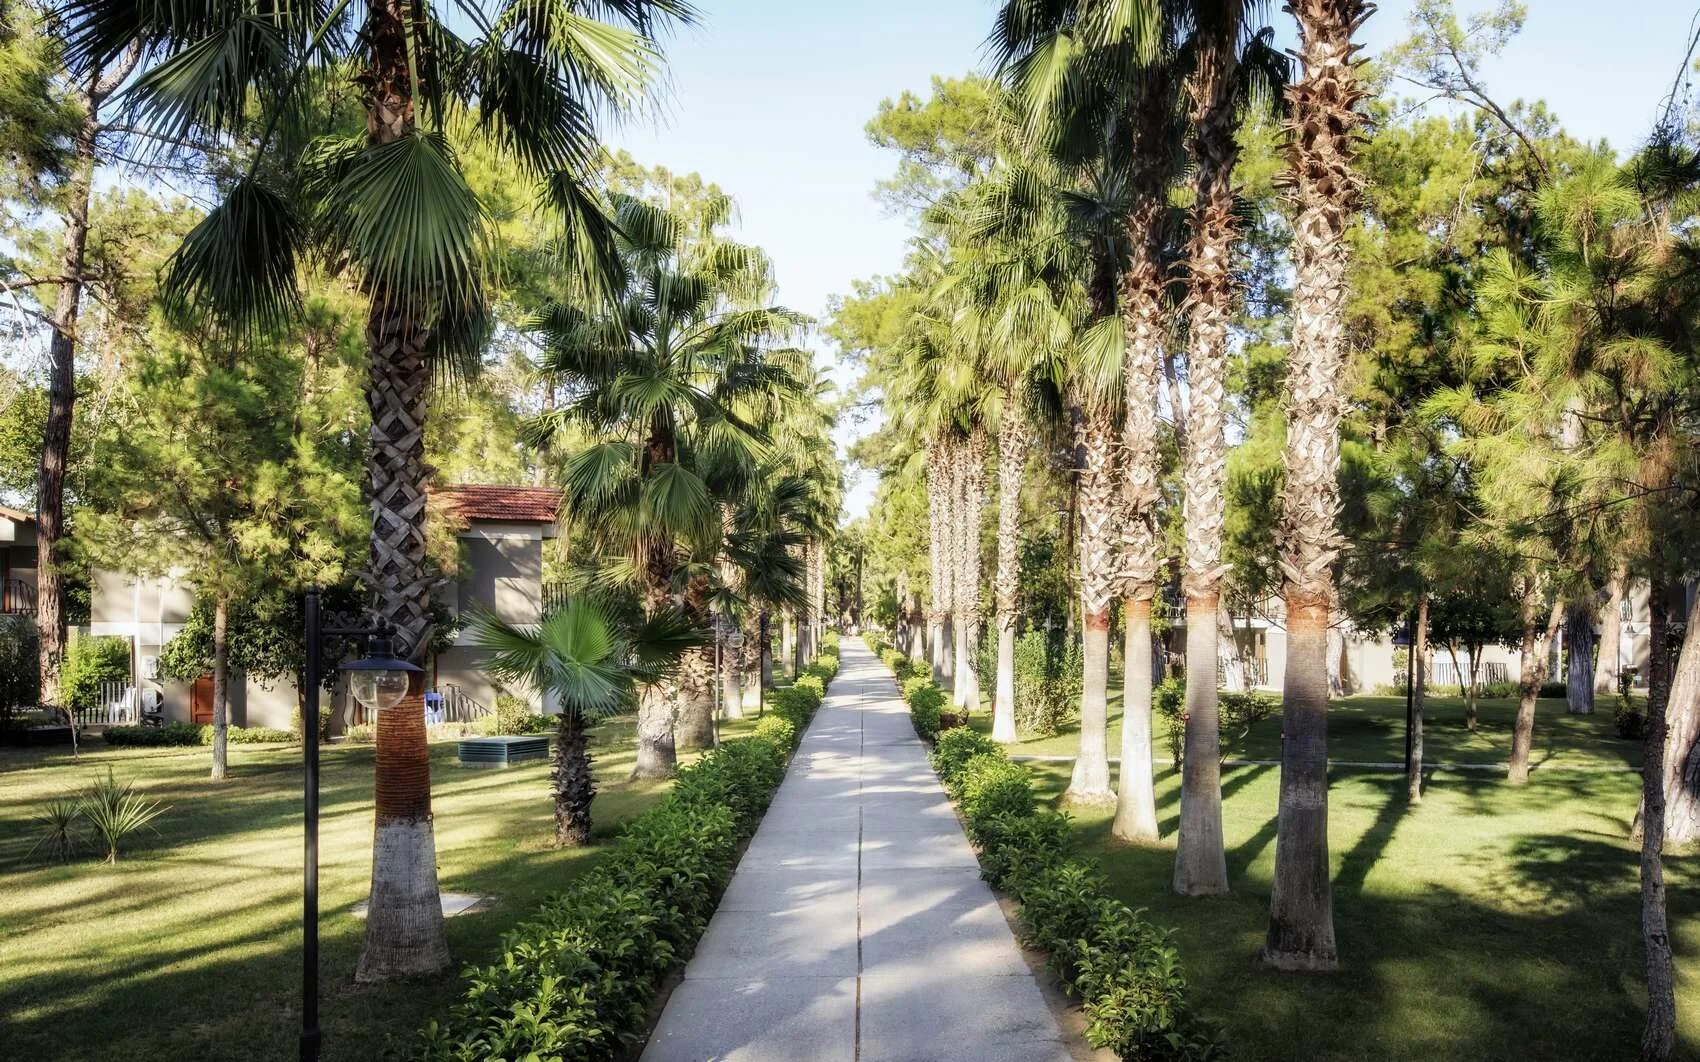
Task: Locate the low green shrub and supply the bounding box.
[494,694,546,735]
[976,810,1073,887]
[929,727,1001,788]
[1014,631,1062,736]
[904,676,944,739]
[1155,678,1185,768]
[975,633,997,691]
[930,734,1217,1060]
[1538,680,1567,699]
[103,722,202,747]
[291,704,334,743]
[105,722,297,746]
[821,631,840,654]
[794,673,826,700]
[418,659,832,1060]
[956,753,1033,822]
[214,725,295,744]
[1217,690,1278,753]
[1615,672,1645,740]
[345,723,376,744]
[752,714,797,751]
[1154,682,1276,766]
[770,684,821,732]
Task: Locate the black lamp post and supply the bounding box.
[300,587,422,1062]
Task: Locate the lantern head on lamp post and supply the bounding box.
[342,633,423,712]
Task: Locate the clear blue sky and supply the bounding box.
[605,1,1700,517]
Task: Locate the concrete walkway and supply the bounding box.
[642,637,1073,1062]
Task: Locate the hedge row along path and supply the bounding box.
[642,637,1076,1062]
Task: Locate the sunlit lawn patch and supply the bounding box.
[0,715,754,1061]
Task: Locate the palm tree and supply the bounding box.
[1262,0,1373,973]
[469,598,701,845]
[531,193,804,775]
[58,0,692,983]
[1111,55,1184,845]
[952,425,989,711]
[1173,0,1286,897]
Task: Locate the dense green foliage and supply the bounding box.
[0,616,40,719]
[62,637,131,713]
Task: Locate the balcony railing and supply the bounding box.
[1,578,36,615]
[345,682,491,730]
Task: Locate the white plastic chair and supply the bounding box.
[108,686,138,724]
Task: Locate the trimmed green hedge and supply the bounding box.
[416,653,836,1060]
[927,737,1219,1060]
[103,722,295,747]
[903,675,944,739]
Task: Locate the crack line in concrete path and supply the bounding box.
[853,672,864,1061]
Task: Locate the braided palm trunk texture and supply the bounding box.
[1114,196,1167,843]
[992,397,1026,742]
[1067,402,1120,806]
[1263,0,1372,972]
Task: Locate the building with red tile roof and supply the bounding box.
[433,484,563,524]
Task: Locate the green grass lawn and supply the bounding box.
[970,675,1641,770]
[954,675,1692,1059]
[0,716,754,1062]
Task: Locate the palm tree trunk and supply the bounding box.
[633,681,677,778]
[356,296,450,982]
[759,609,774,694]
[1173,23,1239,897]
[554,710,594,846]
[956,427,986,713]
[1408,590,1428,803]
[1066,403,1117,806]
[1113,597,1160,842]
[740,610,761,711]
[1174,593,1229,894]
[781,608,796,680]
[1263,0,1373,974]
[992,401,1024,741]
[937,437,959,692]
[722,630,744,721]
[676,575,717,749]
[210,592,230,781]
[1595,562,1626,695]
[1118,176,1167,841]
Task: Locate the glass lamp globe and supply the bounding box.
[342,636,423,711]
[348,668,413,711]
